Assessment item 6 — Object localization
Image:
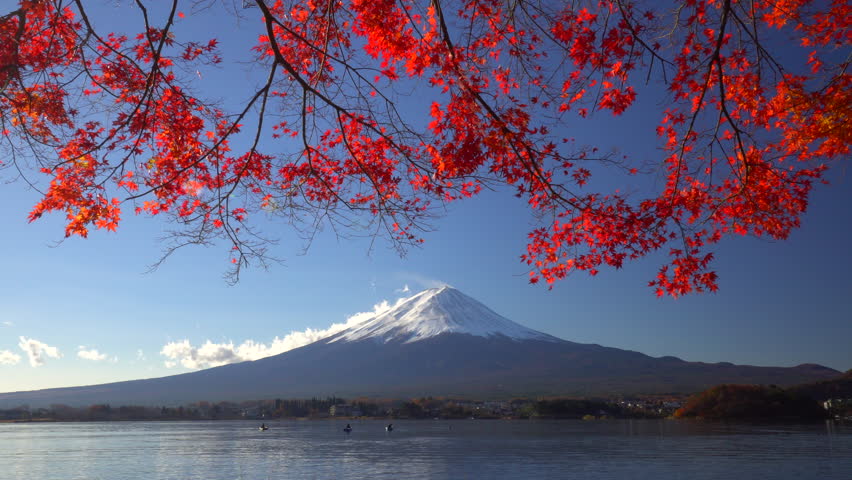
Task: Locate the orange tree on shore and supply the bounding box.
[1,0,849,294]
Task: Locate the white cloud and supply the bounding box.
[77,346,108,362]
[161,340,195,369]
[160,297,408,370]
[136,349,146,361]
[163,339,243,369]
[2,321,13,327]
[0,350,21,365]
[18,337,61,367]
[398,273,448,290]
[395,284,411,294]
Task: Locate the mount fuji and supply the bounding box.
[328,286,560,344]
[0,287,840,407]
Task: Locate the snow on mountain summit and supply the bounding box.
[328,286,561,344]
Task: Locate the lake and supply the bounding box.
[2,419,850,479]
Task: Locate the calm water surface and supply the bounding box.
[2,419,850,479]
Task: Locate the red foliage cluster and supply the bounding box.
[1,0,848,292]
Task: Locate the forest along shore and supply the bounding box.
[4,386,851,423]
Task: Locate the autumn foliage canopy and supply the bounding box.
[673,384,827,420]
[1,0,849,294]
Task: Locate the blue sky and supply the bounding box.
[0,1,850,393]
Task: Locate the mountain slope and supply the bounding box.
[788,369,852,401]
[0,287,841,407]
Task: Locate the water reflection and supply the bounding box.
[1,419,850,479]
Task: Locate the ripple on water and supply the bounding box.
[1,419,851,480]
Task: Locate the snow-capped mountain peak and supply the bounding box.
[327,286,560,344]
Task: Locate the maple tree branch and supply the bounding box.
[727,6,786,77]
[1,0,845,294]
[0,7,26,95]
[431,0,586,214]
[68,0,166,176]
[311,0,337,88]
[715,59,749,185]
[255,0,416,142]
[668,0,733,204]
[216,63,278,214]
[273,19,433,189]
[253,0,443,236]
[124,76,273,202]
[614,0,673,68]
